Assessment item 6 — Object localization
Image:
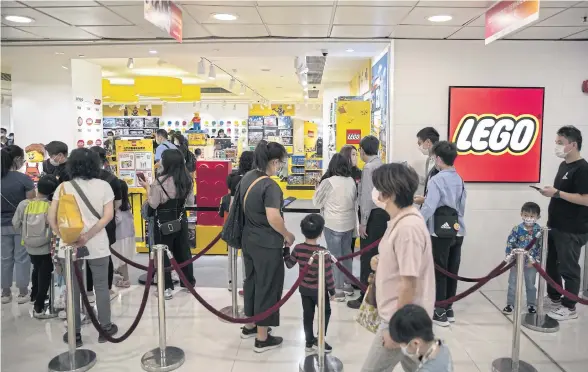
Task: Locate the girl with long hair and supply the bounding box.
[112,180,136,288]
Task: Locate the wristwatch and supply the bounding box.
[554,190,561,199]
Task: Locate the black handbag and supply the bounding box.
[155,177,184,236]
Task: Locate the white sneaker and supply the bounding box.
[154,288,173,300]
[548,306,578,321]
[171,271,179,282]
[58,310,67,319]
[1,293,12,304]
[16,292,30,304]
[86,292,95,304]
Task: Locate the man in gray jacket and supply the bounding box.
[348,136,390,309]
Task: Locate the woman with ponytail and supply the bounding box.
[1,145,35,304]
[239,140,294,353]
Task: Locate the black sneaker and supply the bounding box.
[347,296,363,309]
[502,305,513,314]
[98,323,118,343]
[241,326,272,339]
[433,310,450,327]
[446,309,455,323]
[528,305,537,314]
[62,332,83,348]
[313,338,332,353]
[254,335,283,353]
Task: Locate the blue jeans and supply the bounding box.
[1,225,31,293]
[323,227,353,290]
[506,266,537,307]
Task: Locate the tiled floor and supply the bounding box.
[2,281,579,372]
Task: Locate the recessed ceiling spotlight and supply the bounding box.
[149,50,158,54]
[78,54,85,58]
[4,15,34,23]
[346,48,354,52]
[212,13,238,21]
[55,52,64,55]
[427,15,452,22]
[261,68,271,72]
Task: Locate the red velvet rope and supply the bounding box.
[336,238,381,261]
[73,259,155,343]
[532,262,588,306]
[170,257,311,324]
[335,261,367,292]
[109,233,221,271]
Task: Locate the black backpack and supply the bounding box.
[433,181,464,239]
[185,150,196,173]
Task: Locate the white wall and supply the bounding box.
[322,83,351,169]
[392,40,588,290]
[12,58,76,150]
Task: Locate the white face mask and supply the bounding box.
[554,144,569,158]
[400,343,420,360]
[371,188,388,209]
[419,144,429,156]
[49,157,59,166]
[523,217,536,226]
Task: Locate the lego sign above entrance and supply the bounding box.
[448,86,544,183]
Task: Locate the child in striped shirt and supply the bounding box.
[284,213,336,353]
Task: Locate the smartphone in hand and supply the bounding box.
[137,172,146,182]
[529,185,541,191]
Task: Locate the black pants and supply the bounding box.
[154,220,195,290]
[30,254,53,313]
[546,228,588,309]
[359,208,390,294]
[301,293,331,343]
[431,236,464,311]
[87,257,114,291]
[242,242,285,327]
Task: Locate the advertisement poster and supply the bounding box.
[371,51,389,163]
[448,86,544,183]
[485,0,540,44]
[75,96,103,149]
[335,99,371,169]
[115,139,154,191]
[144,0,182,42]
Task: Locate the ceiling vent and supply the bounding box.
[308,89,320,99]
[200,87,232,94]
[306,56,326,85]
[1,73,11,82]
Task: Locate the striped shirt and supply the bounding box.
[284,243,336,297]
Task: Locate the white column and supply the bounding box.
[321,83,351,170]
[71,59,103,150]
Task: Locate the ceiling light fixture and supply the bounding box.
[208,64,216,80]
[212,13,238,21]
[61,65,69,70]
[78,54,85,58]
[233,104,237,111]
[197,58,206,75]
[240,84,246,95]
[55,52,64,55]
[149,50,158,54]
[229,77,236,90]
[4,15,34,23]
[127,58,134,69]
[346,48,354,52]
[427,15,452,22]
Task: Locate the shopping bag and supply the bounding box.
[355,280,380,333]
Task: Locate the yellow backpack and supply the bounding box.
[57,182,84,244]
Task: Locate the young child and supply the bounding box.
[389,304,454,372]
[284,214,336,353]
[112,180,136,288]
[503,202,542,314]
[12,174,59,319]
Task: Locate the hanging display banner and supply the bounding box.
[485,0,540,45]
[448,86,544,183]
[371,50,389,163]
[144,0,183,42]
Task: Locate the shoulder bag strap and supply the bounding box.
[243,176,269,212]
[156,176,172,201]
[69,180,101,220]
[0,193,17,209]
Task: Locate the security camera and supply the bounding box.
[321,49,328,57]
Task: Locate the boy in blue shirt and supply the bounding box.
[503,202,542,314]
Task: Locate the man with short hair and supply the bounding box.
[419,141,466,327]
[414,127,440,205]
[347,135,390,309]
[1,128,8,148]
[539,125,588,321]
[154,129,177,163]
[44,141,70,182]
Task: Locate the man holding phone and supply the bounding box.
[539,126,588,321]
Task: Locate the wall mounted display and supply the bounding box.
[448,86,544,183]
[371,50,390,163]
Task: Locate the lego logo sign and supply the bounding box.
[448,87,544,183]
[346,129,361,145]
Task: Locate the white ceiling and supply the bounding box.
[1,0,587,42]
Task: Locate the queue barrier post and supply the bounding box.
[492,249,537,372]
[299,250,343,372]
[219,246,244,322]
[582,242,588,298]
[522,227,559,333]
[48,246,97,372]
[141,245,185,372]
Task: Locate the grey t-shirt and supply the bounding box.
[418,342,453,372]
[240,170,284,249]
[1,171,35,226]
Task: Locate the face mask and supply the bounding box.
[49,157,59,166]
[554,144,569,158]
[371,188,388,209]
[523,217,536,226]
[400,343,420,360]
[419,144,429,156]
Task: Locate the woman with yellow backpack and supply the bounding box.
[48,148,118,347]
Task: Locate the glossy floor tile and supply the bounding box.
[0,283,576,371]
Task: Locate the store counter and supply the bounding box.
[282,198,319,214]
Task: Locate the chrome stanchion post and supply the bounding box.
[219,246,244,322]
[492,249,537,372]
[141,245,185,372]
[48,246,97,372]
[299,251,343,372]
[582,243,588,298]
[523,228,559,332]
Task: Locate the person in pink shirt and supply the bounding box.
[361,163,436,372]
